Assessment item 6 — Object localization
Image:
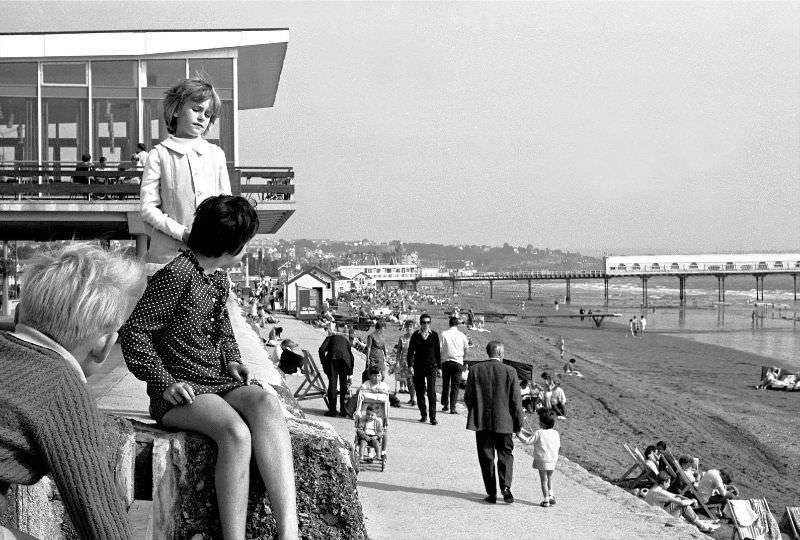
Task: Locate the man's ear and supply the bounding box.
[90,331,119,365]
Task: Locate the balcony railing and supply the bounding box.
[0,163,295,201]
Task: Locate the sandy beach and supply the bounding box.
[365,291,798,522]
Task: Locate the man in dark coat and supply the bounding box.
[318,324,355,417]
[406,313,442,425]
[464,340,524,504]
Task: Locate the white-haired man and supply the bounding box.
[0,243,145,539]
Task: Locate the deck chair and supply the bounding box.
[293,350,329,406]
[613,443,658,487]
[728,499,781,540]
[664,450,721,521]
[779,506,800,540]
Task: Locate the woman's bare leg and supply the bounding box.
[225,386,299,540]
[162,394,252,540]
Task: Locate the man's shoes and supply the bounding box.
[442,406,449,412]
[549,496,556,505]
[323,411,337,417]
[449,409,458,414]
[409,401,416,406]
[338,411,349,418]
[502,487,514,503]
[484,494,497,504]
[430,419,438,425]
[419,416,428,423]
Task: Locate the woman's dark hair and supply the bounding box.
[644,445,657,459]
[374,321,385,331]
[188,195,258,257]
[538,408,556,429]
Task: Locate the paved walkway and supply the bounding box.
[276,315,707,540]
[86,307,707,540]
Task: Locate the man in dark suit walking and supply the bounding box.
[319,323,355,417]
[464,340,523,504]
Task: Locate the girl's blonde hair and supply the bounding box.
[163,76,222,135]
[18,243,146,350]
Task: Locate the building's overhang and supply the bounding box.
[0,29,289,110]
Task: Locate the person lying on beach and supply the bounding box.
[755,367,779,389]
[644,472,718,534]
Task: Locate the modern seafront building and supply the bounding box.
[337,264,418,289]
[0,28,297,314]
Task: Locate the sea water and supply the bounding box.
[462,274,800,369]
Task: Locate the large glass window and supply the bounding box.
[189,59,233,89]
[143,99,168,149]
[145,60,185,88]
[43,98,89,163]
[0,97,38,163]
[92,60,137,87]
[0,63,37,85]
[93,99,137,163]
[42,63,86,85]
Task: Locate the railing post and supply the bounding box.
[228,168,242,196]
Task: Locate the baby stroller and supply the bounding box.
[353,389,390,471]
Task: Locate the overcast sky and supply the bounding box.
[5,1,800,255]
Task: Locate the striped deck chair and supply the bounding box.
[613,444,658,488]
[728,499,781,540]
[779,506,800,540]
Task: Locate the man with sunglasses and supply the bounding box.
[406,314,442,425]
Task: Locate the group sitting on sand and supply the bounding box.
[755,366,800,391]
[619,440,739,534]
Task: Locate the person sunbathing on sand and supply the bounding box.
[755,367,778,390]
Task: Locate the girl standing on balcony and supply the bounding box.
[140,76,231,268]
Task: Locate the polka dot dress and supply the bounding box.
[120,250,247,423]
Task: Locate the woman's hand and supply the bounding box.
[228,362,253,384]
[163,382,195,405]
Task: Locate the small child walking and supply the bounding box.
[528,408,561,507]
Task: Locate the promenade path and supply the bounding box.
[276,315,707,540]
[83,307,706,540]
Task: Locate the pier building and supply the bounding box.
[337,264,418,289]
[415,253,800,306]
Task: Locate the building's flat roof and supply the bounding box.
[0,29,289,110]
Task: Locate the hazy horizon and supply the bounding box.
[4,1,800,254]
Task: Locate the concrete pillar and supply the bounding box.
[678,276,686,306]
[717,275,725,302]
[641,276,648,307]
[2,241,9,317]
[565,278,571,304]
[489,280,493,299]
[603,277,609,305]
[794,274,797,302]
[527,279,532,301]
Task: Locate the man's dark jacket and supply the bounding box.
[464,359,523,434]
[406,330,441,372]
[318,334,354,376]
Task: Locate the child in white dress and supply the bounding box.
[520,408,561,507]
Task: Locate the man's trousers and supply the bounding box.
[475,431,514,496]
[325,360,349,414]
[413,369,438,421]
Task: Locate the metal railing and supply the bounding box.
[0,164,295,201]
